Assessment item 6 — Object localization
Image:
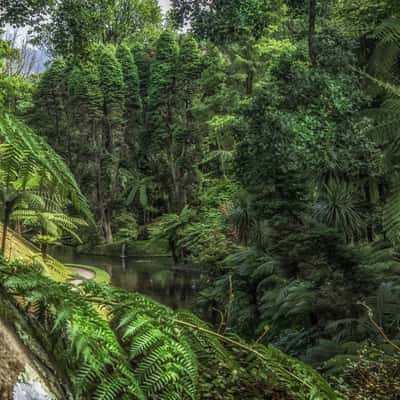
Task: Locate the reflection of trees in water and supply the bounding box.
[181,272,191,301]
[114,268,139,291]
[121,257,126,272]
[123,268,199,309]
[106,263,113,278]
[53,249,201,309]
[165,270,195,308]
[136,271,153,293]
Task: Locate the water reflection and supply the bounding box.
[52,248,201,309]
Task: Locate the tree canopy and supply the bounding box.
[2,0,400,398]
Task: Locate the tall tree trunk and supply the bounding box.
[364,182,374,242]
[101,207,113,244]
[246,70,254,95]
[1,202,13,255]
[308,0,317,65]
[169,152,180,212]
[169,238,179,265]
[177,171,189,211]
[95,149,113,244]
[100,214,111,243]
[41,243,48,260]
[15,221,21,235]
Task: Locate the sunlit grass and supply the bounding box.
[1,225,72,282]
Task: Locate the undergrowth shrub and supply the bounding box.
[0,261,344,400]
[336,346,400,400]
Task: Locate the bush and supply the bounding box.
[113,212,138,242]
[336,346,400,400]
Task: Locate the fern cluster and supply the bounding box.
[0,260,344,400]
[0,113,90,218]
[87,284,199,399]
[0,262,143,399]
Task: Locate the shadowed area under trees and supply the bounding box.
[2,0,400,399]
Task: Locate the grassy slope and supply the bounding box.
[1,225,111,284]
[1,226,71,282]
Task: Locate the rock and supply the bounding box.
[0,301,72,400]
[13,382,51,400]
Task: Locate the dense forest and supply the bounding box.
[2,0,400,399]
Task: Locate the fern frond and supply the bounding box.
[383,178,400,243]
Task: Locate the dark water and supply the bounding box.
[52,248,202,309]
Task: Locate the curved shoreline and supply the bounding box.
[66,264,110,284]
[69,266,96,280]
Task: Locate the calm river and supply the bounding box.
[52,248,202,309]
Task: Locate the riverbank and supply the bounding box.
[52,249,201,310]
[66,264,110,285]
[75,238,169,258]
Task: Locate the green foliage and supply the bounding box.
[0,261,344,400]
[356,17,400,244]
[152,178,239,265]
[177,212,229,266]
[30,58,69,140]
[151,206,196,263]
[337,346,400,399]
[172,0,287,44]
[125,173,155,215]
[0,114,88,211]
[146,30,177,154]
[147,30,178,130]
[113,212,138,242]
[31,45,129,243]
[97,45,125,122]
[234,79,307,220]
[336,0,400,36]
[145,31,203,212]
[16,0,162,57]
[12,210,87,243]
[0,113,91,253]
[0,39,33,114]
[116,44,142,155]
[200,229,400,381]
[0,0,52,27]
[314,180,363,242]
[8,3,400,400]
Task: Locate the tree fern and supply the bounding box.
[85,284,199,399]
[0,261,344,400]
[371,17,400,79]
[0,263,144,400]
[0,113,91,219]
[11,209,87,243]
[357,17,400,243]
[0,113,93,255]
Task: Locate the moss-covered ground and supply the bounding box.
[1,225,71,282]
